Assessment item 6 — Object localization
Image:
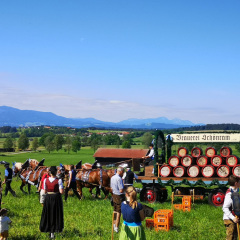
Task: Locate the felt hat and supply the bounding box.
[4,162,10,167]
[49,166,57,175]
[0,208,8,216]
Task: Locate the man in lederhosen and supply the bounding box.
[2,163,16,197]
[110,167,125,233]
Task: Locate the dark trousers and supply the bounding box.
[65,181,81,201]
[5,181,16,196]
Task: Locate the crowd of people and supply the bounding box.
[0,161,144,240]
[110,166,146,240]
[3,153,240,240]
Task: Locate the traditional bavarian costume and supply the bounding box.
[119,201,146,240]
[223,186,239,240]
[40,176,64,234]
[144,147,154,166]
[4,164,16,197]
[65,169,81,201]
[122,169,138,187]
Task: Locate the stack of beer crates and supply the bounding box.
[173,195,192,212]
[182,196,191,212]
[146,209,173,232]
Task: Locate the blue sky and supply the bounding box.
[0,1,239,124]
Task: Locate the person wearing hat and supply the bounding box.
[142,144,155,166]
[2,163,16,197]
[40,166,64,239]
[122,167,138,188]
[0,208,12,240]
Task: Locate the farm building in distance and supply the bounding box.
[93,148,149,167]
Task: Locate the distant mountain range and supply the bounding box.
[0,106,203,129]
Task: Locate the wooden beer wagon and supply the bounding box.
[134,130,240,207]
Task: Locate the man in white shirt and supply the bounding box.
[142,144,154,166]
[110,167,125,233]
[222,175,240,240]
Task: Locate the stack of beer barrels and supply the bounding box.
[159,146,240,178]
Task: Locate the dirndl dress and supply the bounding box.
[40,178,64,233]
[119,222,146,240]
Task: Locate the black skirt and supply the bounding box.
[40,193,64,233]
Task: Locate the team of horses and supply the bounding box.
[11,159,116,199]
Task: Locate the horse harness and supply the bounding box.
[76,169,104,188]
[20,167,47,186]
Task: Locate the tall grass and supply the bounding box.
[0,150,227,239]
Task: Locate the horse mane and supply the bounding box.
[15,162,23,170]
[82,163,92,170]
[29,159,39,165]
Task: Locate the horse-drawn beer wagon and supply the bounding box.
[135,130,240,207]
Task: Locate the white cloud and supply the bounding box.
[0,83,239,124]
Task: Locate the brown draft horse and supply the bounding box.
[56,161,115,199]
[19,166,48,194]
[12,159,42,176]
[76,169,112,199]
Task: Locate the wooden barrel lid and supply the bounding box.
[233,165,240,177]
[187,165,200,177]
[160,165,172,177]
[191,147,203,158]
[173,166,185,177]
[181,155,193,167]
[220,146,232,157]
[202,165,215,177]
[168,156,180,167]
[196,156,208,167]
[211,155,222,167]
[217,165,230,178]
[178,147,188,157]
[226,155,238,167]
[205,147,216,158]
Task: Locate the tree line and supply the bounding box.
[2,130,155,154]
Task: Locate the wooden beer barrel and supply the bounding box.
[191,147,203,158]
[220,146,232,157]
[196,156,208,167]
[181,155,193,167]
[187,165,200,177]
[202,165,215,178]
[178,147,188,157]
[168,156,180,167]
[159,165,172,177]
[216,165,230,178]
[205,147,217,158]
[233,165,240,177]
[173,166,186,177]
[211,155,222,167]
[226,155,239,167]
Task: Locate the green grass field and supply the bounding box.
[0,148,229,239]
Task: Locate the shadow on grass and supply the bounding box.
[10,235,41,240]
[60,227,105,238]
[171,225,181,232]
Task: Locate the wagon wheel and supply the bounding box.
[140,187,158,203]
[208,189,225,207]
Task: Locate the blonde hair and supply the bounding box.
[126,186,138,209]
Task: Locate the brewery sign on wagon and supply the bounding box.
[171,133,240,143]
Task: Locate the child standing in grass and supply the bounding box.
[119,186,146,240]
[0,208,12,240]
[223,175,240,240]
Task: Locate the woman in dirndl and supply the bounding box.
[119,186,146,240]
[40,166,64,239]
